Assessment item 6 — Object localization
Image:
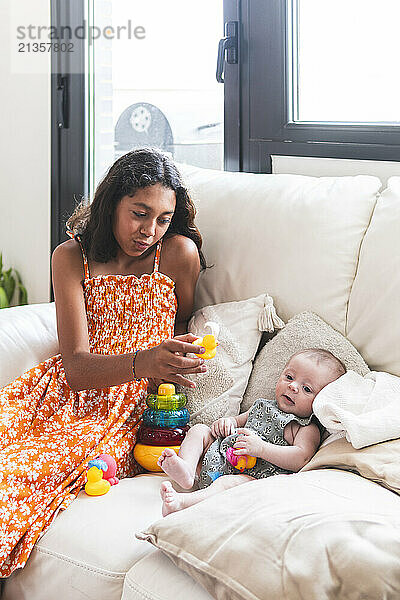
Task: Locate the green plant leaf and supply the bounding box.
[3,271,15,303]
[0,286,9,309]
[17,283,28,306]
[0,265,28,307]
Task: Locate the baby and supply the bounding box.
[158,348,346,516]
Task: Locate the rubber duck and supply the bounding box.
[193,334,217,360]
[85,465,111,496]
[192,321,220,360]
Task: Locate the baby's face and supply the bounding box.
[275,355,338,418]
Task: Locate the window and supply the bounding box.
[87,0,224,194]
[51,0,224,253]
[292,0,400,124]
[237,0,400,173]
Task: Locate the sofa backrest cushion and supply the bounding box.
[179,164,381,334]
[0,302,58,388]
[347,177,400,376]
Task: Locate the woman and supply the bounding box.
[0,148,206,575]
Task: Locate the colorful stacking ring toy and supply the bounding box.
[138,425,189,446]
[134,383,190,472]
[133,444,180,473]
[142,408,190,428]
[146,391,187,410]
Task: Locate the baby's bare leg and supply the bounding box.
[157,424,214,489]
[160,474,253,516]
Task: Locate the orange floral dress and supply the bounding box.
[0,235,177,576]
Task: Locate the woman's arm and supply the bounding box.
[145,234,201,391]
[52,240,205,391]
[234,422,321,472]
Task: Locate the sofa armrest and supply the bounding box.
[0,302,58,388]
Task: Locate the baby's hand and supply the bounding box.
[234,428,264,457]
[210,417,236,438]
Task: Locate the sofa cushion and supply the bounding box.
[122,551,213,600]
[179,164,381,334]
[137,470,400,600]
[241,311,369,412]
[0,302,58,388]
[347,176,400,376]
[3,474,168,600]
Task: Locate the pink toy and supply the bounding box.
[226,447,257,472]
[97,454,119,486]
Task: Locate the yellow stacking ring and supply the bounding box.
[133,443,180,472]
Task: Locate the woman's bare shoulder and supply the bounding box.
[160,235,200,284]
[162,234,200,265]
[52,239,84,280]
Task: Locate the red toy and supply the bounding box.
[96,454,119,486]
[226,447,256,472]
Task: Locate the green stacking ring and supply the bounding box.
[146,392,187,410]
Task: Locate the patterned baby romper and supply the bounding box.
[0,234,177,576]
[198,398,313,488]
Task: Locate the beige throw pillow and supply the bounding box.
[241,311,369,412]
[179,294,284,426]
[137,469,400,600]
[302,436,400,495]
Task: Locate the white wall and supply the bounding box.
[272,156,400,188]
[0,0,51,305]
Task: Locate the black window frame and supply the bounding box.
[50,0,86,259]
[239,0,400,173]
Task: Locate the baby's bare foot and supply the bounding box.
[160,481,185,516]
[157,448,194,489]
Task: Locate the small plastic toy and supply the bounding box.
[146,385,187,410]
[192,321,220,360]
[84,454,119,496]
[208,471,222,482]
[85,465,111,496]
[138,424,189,446]
[143,407,190,428]
[134,383,189,472]
[97,453,119,486]
[226,447,257,472]
[133,444,180,472]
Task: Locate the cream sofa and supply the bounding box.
[1,165,400,599]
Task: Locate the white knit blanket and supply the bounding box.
[313,370,400,449]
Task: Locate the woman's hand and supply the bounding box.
[233,428,265,458]
[134,333,207,388]
[147,378,168,394]
[210,417,237,438]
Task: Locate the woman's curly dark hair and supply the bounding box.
[66,147,206,269]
